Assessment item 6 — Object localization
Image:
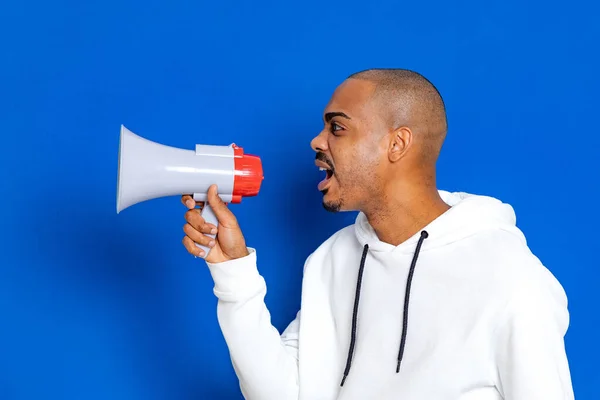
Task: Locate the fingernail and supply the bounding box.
[208,240,215,248]
[198,250,205,257]
[211,228,217,234]
[186,200,194,208]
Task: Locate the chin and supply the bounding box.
[321,190,343,213]
[322,201,342,213]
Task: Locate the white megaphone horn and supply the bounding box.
[116,125,264,257]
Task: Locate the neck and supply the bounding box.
[362,177,450,246]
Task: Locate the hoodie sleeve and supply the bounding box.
[206,248,300,400]
[494,269,574,400]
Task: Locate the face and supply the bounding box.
[311,79,389,213]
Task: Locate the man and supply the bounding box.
[181,69,574,399]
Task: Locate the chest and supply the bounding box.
[314,250,501,398]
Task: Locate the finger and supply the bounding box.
[183,224,216,248]
[184,208,219,234]
[203,222,218,235]
[182,236,204,257]
[181,195,196,209]
[181,196,205,210]
[184,208,205,231]
[206,185,238,227]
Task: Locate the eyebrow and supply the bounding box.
[324,111,351,123]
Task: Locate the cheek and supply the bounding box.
[331,139,380,187]
[359,152,384,189]
[356,144,380,170]
[338,150,379,187]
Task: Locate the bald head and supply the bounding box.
[348,68,447,164]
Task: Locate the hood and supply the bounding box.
[354,190,526,254]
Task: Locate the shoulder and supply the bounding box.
[465,227,563,288]
[443,227,569,326]
[481,230,570,328]
[301,224,357,272]
[495,230,565,294]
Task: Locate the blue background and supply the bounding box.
[1,0,598,399]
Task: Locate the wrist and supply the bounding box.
[224,244,250,261]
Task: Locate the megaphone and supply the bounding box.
[116,125,264,256]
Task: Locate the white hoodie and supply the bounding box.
[206,191,574,400]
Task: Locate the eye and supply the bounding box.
[330,121,344,136]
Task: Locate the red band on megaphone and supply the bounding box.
[232,145,264,198]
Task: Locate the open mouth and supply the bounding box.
[316,162,334,191]
[320,167,334,180]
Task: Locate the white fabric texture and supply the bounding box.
[206,191,574,400]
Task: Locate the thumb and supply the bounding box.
[206,184,237,227]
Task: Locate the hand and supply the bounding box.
[181,184,250,263]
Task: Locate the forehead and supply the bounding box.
[324,79,378,119]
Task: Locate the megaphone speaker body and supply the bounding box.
[117,125,263,257]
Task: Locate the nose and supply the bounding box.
[310,130,328,153]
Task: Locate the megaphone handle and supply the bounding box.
[194,204,219,257]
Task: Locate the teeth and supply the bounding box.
[319,168,326,171]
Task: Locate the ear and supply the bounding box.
[388,127,412,163]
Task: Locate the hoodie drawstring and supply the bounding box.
[340,243,369,387]
[397,230,429,372]
[340,230,429,387]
